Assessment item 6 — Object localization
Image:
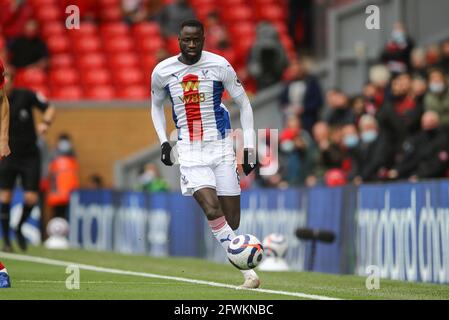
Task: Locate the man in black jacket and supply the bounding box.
[387,111,449,180]
[353,115,393,184]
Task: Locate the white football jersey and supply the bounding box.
[151,51,245,142]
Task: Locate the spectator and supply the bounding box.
[307,122,345,186]
[353,115,393,184]
[377,72,423,154]
[340,124,360,180]
[280,59,323,133]
[368,64,391,109]
[381,22,415,75]
[424,68,449,127]
[8,19,49,70]
[279,115,314,186]
[322,89,355,126]
[387,111,449,180]
[157,0,196,37]
[439,39,449,75]
[248,22,288,90]
[362,83,381,116]
[410,47,428,79]
[46,134,79,220]
[138,163,169,193]
[412,76,428,105]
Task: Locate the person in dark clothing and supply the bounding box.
[376,72,423,158]
[0,72,55,252]
[8,19,49,69]
[280,59,323,133]
[381,22,415,75]
[353,115,393,184]
[387,111,449,180]
[322,89,355,126]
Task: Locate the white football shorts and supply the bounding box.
[176,136,241,197]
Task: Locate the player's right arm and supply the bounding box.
[0,87,11,160]
[150,69,173,166]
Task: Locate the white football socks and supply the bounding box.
[208,216,258,280]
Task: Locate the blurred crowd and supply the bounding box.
[247,22,449,189]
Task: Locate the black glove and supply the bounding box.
[161,142,174,166]
[242,148,257,176]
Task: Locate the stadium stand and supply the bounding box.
[0,0,296,100]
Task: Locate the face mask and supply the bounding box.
[429,83,446,94]
[392,31,406,44]
[57,140,72,153]
[361,130,378,144]
[140,171,156,184]
[343,135,359,148]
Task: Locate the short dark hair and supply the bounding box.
[180,19,204,35]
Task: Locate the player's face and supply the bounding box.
[178,26,204,63]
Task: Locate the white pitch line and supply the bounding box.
[0,252,341,300]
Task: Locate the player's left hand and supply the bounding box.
[0,140,11,160]
[242,148,258,176]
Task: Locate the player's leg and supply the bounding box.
[15,153,41,251]
[214,167,260,288]
[218,195,240,230]
[0,190,13,252]
[0,157,16,252]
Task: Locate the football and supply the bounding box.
[227,234,264,270]
[262,233,288,258]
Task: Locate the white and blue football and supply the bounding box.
[227,234,264,270]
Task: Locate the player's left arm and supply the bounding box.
[32,91,55,135]
[0,87,11,159]
[221,62,257,175]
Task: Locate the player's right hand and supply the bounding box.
[160,142,174,166]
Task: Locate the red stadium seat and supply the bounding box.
[133,22,161,38]
[112,68,144,86]
[100,22,130,38]
[40,21,65,39]
[117,85,149,99]
[73,36,102,53]
[35,5,62,22]
[15,68,47,87]
[166,37,180,55]
[51,85,83,100]
[108,53,139,69]
[81,69,111,86]
[0,37,5,50]
[137,37,164,53]
[257,5,285,23]
[103,36,134,53]
[77,53,107,69]
[85,85,116,100]
[50,68,80,87]
[50,54,74,69]
[222,6,253,23]
[98,0,120,7]
[141,55,158,75]
[228,23,255,38]
[29,0,56,6]
[67,22,98,39]
[46,35,71,54]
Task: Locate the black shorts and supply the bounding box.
[0,152,41,192]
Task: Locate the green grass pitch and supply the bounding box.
[0,246,448,300]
